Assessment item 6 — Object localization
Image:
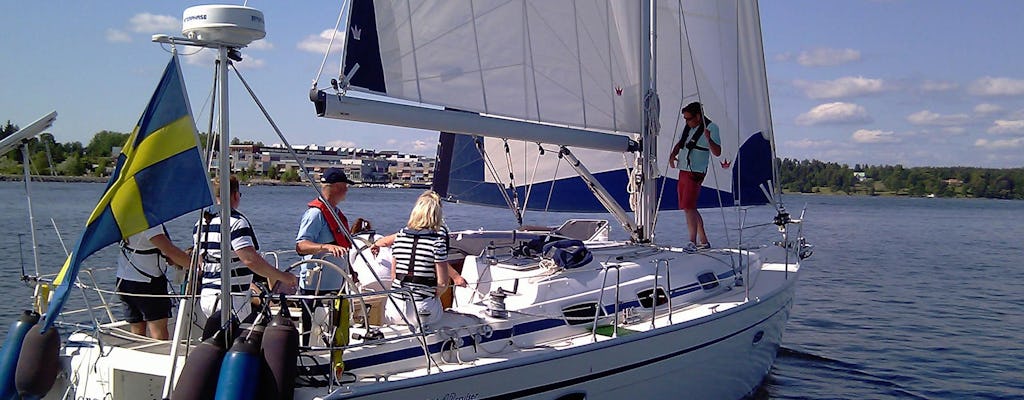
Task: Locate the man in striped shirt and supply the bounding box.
[195,175,298,324]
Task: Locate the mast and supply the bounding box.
[636,0,658,243]
[216,47,233,330]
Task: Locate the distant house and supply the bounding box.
[943,178,963,186]
[853,171,867,182]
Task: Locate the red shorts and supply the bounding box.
[677,170,705,210]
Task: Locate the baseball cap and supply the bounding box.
[320,168,357,184]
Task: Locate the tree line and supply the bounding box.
[3,122,1022,200]
[778,158,1024,200]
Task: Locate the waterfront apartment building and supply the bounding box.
[213,144,434,186]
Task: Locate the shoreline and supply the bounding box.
[1,175,1010,199]
[0,174,428,189]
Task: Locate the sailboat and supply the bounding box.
[1,1,810,399]
[308,0,810,399]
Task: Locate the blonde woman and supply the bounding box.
[373,190,465,326]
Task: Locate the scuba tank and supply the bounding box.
[0,311,39,400]
[261,301,298,400]
[14,324,59,400]
[171,330,228,400]
[214,335,261,400]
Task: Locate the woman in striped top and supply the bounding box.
[375,190,465,327]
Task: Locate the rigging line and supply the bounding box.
[204,61,220,167]
[653,0,691,228]
[314,0,346,89]
[520,142,544,217]
[523,1,542,124]
[544,146,563,212]
[405,0,423,101]
[476,138,519,223]
[502,139,524,224]
[469,1,488,112]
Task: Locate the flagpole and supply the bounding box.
[217,46,233,339]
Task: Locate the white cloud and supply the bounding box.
[852,129,900,144]
[182,49,265,69]
[797,48,861,67]
[106,29,131,43]
[920,80,957,92]
[942,127,967,135]
[795,102,871,125]
[974,103,1004,115]
[773,52,793,63]
[785,139,835,149]
[326,140,357,148]
[246,40,274,51]
[412,140,430,151]
[298,29,345,54]
[968,77,1024,96]
[129,13,179,34]
[986,120,1024,135]
[793,76,886,99]
[906,110,969,126]
[975,137,1024,150]
[386,139,398,146]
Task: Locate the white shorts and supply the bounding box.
[384,296,442,327]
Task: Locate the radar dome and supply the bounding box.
[182,5,265,47]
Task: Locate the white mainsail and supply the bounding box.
[323,0,775,214]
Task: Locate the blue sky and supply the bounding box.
[1,1,1022,168]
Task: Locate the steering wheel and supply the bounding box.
[285,258,356,295]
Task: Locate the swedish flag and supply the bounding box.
[42,55,212,329]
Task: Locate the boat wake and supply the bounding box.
[769,347,930,400]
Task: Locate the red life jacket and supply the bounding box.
[308,198,351,249]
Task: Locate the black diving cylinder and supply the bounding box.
[0,311,39,400]
[13,323,59,400]
[171,330,228,400]
[214,336,262,400]
[261,307,299,400]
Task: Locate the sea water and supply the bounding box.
[0,181,1021,399]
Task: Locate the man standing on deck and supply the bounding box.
[116,225,190,340]
[195,175,298,325]
[295,167,357,345]
[668,102,722,251]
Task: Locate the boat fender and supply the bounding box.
[13,323,59,399]
[171,330,228,400]
[261,306,298,400]
[0,311,39,400]
[214,336,261,400]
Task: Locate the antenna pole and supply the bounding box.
[21,141,41,276]
[216,46,233,337]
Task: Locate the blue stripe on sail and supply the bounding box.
[344,0,386,93]
[438,131,772,212]
[731,132,772,206]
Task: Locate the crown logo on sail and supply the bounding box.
[351,26,362,41]
[720,160,731,168]
[615,85,623,96]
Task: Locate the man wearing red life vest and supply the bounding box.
[295,167,357,345]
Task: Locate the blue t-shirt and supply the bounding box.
[295,207,346,291]
[678,121,721,174]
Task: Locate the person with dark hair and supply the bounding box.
[195,175,298,324]
[668,102,722,251]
